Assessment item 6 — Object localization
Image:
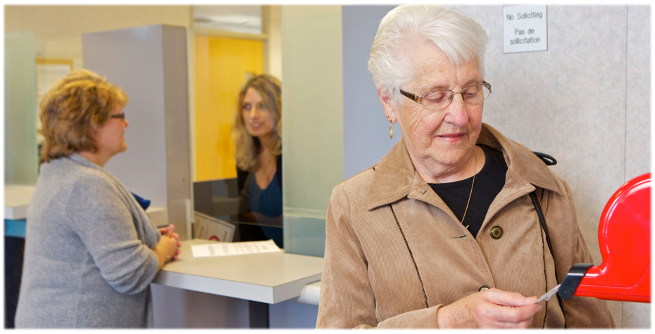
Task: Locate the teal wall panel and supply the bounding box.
[5,219,27,239]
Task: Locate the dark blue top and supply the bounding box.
[236,155,284,248]
[248,171,283,218]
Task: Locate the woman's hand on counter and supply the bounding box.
[159,224,180,240]
[159,224,182,259]
[155,233,182,270]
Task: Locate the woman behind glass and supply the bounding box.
[232,75,283,247]
[15,69,181,328]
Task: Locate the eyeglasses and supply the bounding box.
[399,81,491,112]
[109,113,125,120]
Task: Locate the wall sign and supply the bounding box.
[503,5,548,53]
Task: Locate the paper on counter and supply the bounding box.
[191,240,281,258]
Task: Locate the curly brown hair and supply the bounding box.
[39,69,128,163]
[232,74,282,172]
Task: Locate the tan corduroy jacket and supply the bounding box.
[316,123,615,329]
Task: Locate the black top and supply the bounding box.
[429,145,506,238]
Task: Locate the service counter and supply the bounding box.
[151,239,323,328]
[153,239,323,304]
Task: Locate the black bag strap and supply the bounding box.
[533,151,558,166]
[529,191,556,273]
[492,147,564,325]
[491,148,557,262]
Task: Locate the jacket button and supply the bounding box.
[490,226,503,239]
[479,285,490,291]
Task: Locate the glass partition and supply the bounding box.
[5,31,38,186]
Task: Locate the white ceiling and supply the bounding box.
[193,5,262,34]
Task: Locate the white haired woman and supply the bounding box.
[15,69,181,328]
[316,5,614,329]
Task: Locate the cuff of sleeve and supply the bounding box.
[377,304,443,329]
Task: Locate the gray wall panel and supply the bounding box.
[162,25,193,240]
[83,25,192,240]
[83,26,168,208]
[342,5,398,180]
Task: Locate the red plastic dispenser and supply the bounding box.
[558,173,651,303]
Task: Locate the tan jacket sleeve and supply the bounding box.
[550,181,616,328]
[316,185,441,328]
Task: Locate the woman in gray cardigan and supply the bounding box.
[15,69,181,328]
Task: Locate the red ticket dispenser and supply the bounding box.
[559,173,651,303]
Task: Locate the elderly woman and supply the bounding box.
[317,5,614,329]
[233,74,283,247]
[15,69,181,328]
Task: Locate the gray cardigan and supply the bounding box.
[15,153,161,328]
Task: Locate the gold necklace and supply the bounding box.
[460,148,477,229]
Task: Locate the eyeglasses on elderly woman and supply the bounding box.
[399,81,491,112]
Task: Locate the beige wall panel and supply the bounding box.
[626,6,651,181]
[5,5,191,40]
[459,4,625,268]
[623,5,651,329]
[456,6,637,327]
[264,5,282,79]
[5,5,191,61]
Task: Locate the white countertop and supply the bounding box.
[152,239,323,304]
[4,185,36,219]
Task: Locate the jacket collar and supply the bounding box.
[68,152,103,170]
[367,123,561,211]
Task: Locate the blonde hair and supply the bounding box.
[39,69,128,163]
[232,74,282,172]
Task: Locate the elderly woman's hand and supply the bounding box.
[437,288,541,328]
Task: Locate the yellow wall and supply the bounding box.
[194,35,263,181]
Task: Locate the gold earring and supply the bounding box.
[386,115,393,139]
